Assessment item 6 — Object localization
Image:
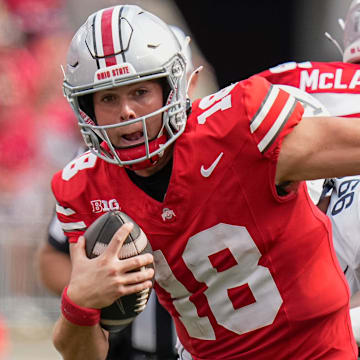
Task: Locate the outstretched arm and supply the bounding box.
[277,116,360,185]
[52,224,154,360]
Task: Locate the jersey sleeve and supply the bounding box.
[47,210,70,254]
[256,61,303,87]
[51,170,87,242]
[242,75,304,159]
[51,151,99,243]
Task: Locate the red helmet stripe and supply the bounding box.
[101,8,117,67]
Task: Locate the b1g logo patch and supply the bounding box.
[91,199,120,213]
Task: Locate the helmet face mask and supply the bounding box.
[343,0,360,63]
[63,5,188,169]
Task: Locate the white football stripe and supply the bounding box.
[60,221,87,231]
[56,203,75,216]
[92,242,107,256]
[250,86,280,133]
[257,96,296,153]
[90,230,149,258]
[119,230,148,259]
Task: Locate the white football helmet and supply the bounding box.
[63,5,188,169]
[169,25,194,76]
[343,0,360,63]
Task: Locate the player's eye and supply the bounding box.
[101,94,117,103]
[134,88,147,97]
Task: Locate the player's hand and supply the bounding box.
[67,223,154,309]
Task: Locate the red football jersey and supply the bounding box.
[257,61,360,117]
[52,76,357,359]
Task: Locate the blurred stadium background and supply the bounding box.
[0,0,352,358]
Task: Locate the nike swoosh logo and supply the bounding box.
[200,152,224,178]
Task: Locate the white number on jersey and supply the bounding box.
[62,152,97,181]
[331,178,360,215]
[154,223,283,339]
[197,83,237,124]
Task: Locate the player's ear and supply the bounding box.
[187,66,203,99]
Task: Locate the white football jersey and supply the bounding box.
[326,176,360,295]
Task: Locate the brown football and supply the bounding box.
[84,210,153,332]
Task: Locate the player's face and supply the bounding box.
[93,80,164,149]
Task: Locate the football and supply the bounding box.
[84,210,153,332]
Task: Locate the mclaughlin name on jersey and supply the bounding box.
[258,61,360,117]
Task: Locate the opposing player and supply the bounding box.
[321,176,360,297]
[317,175,360,347]
[51,4,360,360]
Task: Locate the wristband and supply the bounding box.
[61,286,101,326]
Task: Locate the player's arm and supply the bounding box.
[52,225,154,360]
[53,317,110,360]
[276,116,360,185]
[36,242,71,295]
[36,213,71,295]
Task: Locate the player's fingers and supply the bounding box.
[120,280,153,297]
[105,223,134,258]
[120,253,154,273]
[123,267,155,284]
[70,236,86,262]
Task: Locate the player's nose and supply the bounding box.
[118,100,136,122]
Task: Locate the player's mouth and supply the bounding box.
[118,131,145,147]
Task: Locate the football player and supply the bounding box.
[51,4,360,360]
[38,24,198,360]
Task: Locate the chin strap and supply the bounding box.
[101,134,168,170]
